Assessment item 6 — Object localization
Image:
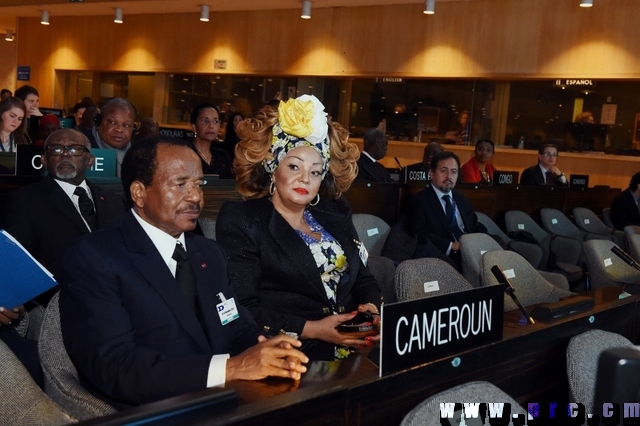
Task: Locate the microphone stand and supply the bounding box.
[611,246,640,272]
[491,265,535,325]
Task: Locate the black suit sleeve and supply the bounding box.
[408,192,451,254]
[611,191,640,231]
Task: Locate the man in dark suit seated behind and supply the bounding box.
[611,171,640,230]
[409,151,487,270]
[59,137,308,408]
[402,141,443,183]
[0,128,126,290]
[0,128,126,387]
[356,128,392,182]
[520,144,568,187]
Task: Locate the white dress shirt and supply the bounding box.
[54,179,94,232]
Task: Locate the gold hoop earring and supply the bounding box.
[269,180,276,195]
[309,193,320,206]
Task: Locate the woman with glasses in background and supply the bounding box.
[189,103,233,178]
[520,144,567,186]
[0,97,28,153]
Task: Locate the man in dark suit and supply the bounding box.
[409,151,487,270]
[402,141,443,183]
[59,137,307,407]
[611,172,640,230]
[356,128,392,182]
[520,144,568,186]
[0,128,126,286]
[0,128,126,388]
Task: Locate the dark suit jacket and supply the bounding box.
[520,164,566,186]
[611,189,640,230]
[0,175,126,282]
[356,154,392,183]
[216,197,380,361]
[59,212,260,407]
[409,184,487,256]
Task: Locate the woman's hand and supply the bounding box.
[357,304,381,343]
[302,312,378,347]
[0,305,23,327]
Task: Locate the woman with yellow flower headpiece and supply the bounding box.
[216,95,381,361]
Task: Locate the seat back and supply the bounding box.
[1,339,74,425]
[460,233,503,287]
[540,208,587,241]
[602,207,614,229]
[504,210,551,248]
[573,207,613,236]
[566,329,633,414]
[198,217,216,240]
[395,258,474,302]
[352,213,391,257]
[481,250,574,311]
[38,292,117,421]
[582,240,640,290]
[400,381,528,426]
[475,211,510,244]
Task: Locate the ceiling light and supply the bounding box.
[580,0,593,7]
[200,5,209,22]
[424,0,435,14]
[41,10,50,25]
[4,30,13,41]
[301,1,311,19]
[114,8,123,24]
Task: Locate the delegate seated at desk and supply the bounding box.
[217,95,381,362]
[402,141,442,183]
[520,144,567,187]
[409,151,487,270]
[59,137,307,408]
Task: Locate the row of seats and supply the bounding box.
[401,329,635,425]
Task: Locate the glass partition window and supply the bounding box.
[59,70,640,154]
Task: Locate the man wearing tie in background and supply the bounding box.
[520,144,568,187]
[0,128,126,289]
[356,128,392,182]
[59,137,307,407]
[409,151,486,270]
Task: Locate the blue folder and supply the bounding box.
[0,229,57,308]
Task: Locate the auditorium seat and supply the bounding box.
[481,250,574,311]
[198,217,216,240]
[475,211,544,269]
[395,258,474,302]
[460,233,569,291]
[504,210,583,284]
[582,240,640,290]
[0,338,75,425]
[573,207,625,249]
[352,213,391,256]
[540,208,607,246]
[601,207,614,229]
[38,292,117,421]
[566,329,633,414]
[400,381,529,426]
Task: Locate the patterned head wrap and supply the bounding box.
[263,95,330,178]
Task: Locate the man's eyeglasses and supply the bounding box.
[542,152,559,158]
[198,118,220,126]
[46,144,89,156]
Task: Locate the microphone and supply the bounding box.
[491,265,535,325]
[394,157,403,169]
[611,246,640,271]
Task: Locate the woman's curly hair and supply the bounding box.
[233,104,359,200]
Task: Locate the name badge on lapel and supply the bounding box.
[216,292,239,325]
[354,239,368,267]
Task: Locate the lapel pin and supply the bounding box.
[100,196,104,200]
[201,263,207,268]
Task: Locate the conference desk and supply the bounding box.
[86,287,640,425]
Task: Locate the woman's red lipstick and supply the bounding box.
[293,188,309,195]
